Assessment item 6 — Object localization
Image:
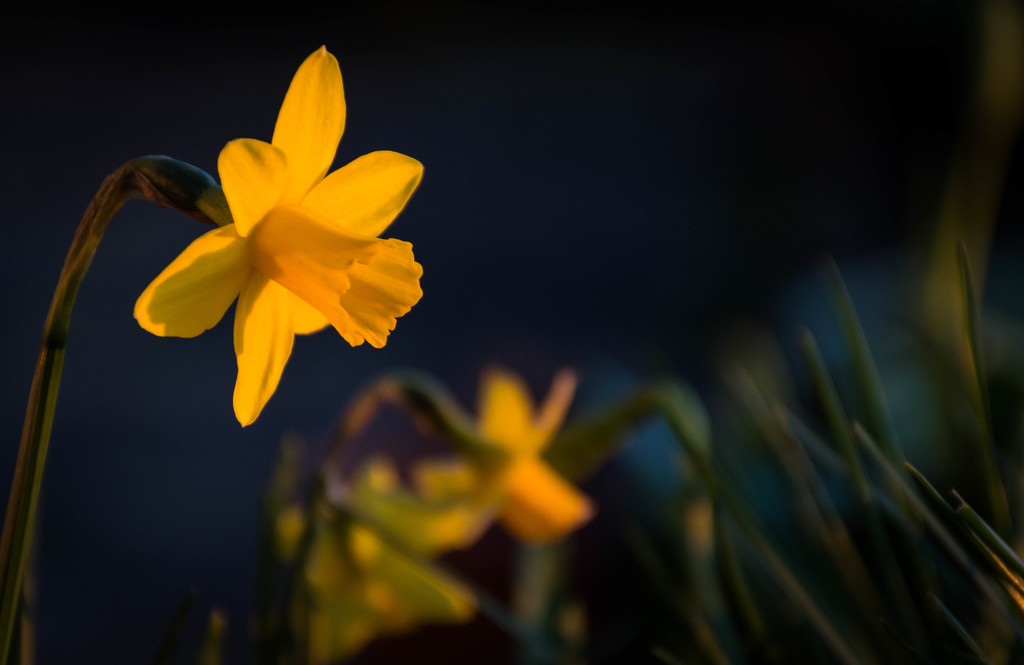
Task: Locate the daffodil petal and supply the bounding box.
[302,151,424,237]
[534,369,578,443]
[478,368,544,455]
[354,524,476,625]
[249,204,422,348]
[134,225,249,337]
[249,203,375,312]
[412,458,480,502]
[498,458,594,544]
[308,605,377,665]
[218,139,288,237]
[333,238,423,348]
[306,519,358,594]
[232,273,296,426]
[287,289,330,335]
[272,46,345,201]
[352,459,490,555]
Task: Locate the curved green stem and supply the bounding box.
[0,158,228,664]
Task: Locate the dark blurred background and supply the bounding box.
[3,1,1024,662]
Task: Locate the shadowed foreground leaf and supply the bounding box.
[153,588,196,665]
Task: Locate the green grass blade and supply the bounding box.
[847,425,954,663]
[650,646,685,665]
[824,258,903,462]
[878,618,932,664]
[799,329,872,504]
[546,385,662,482]
[717,485,867,665]
[253,437,303,662]
[725,367,887,638]
[654,379,866,664]
[954,493,1024,601]
[928,593,993,664]
[624,524,733,665]
[153,587,196,665]
[713,516,776,660]
[513,541,586,665]
[196,610,226,665]
[956,243,1011,536]
[856,432,1024,641]
[546,378,711,485]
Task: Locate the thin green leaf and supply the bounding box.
[846,425,952,663]
[713,517,770,655]
[904,463,957,519]
[854,430,1024,640]
[824,258,903,462]
[651,378,865,664]
[801,420,1014,634]
[956,243,1011,536]
[650,646,685,665]
[878,618,932,665]
[655,381,715,481]
[954,493,1024,602]
[253,436,304,662]
[153,587,196,665]
[715,478,866,665]
[725,367,886,640]
[624,523,734,665]
[799,329,872,504]
[929,593,993,664]
[322,371,504,473]
[196,610,226,665]
[791,414,970,650]
[513,541,585,665]
[545,385,660,482]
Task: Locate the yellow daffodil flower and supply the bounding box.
[416,367,594,544]
[135,47,423,425]
[304,517,474,663]
[278,458,475,662]
[350,457,492,555]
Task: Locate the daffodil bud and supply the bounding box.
[130,155,232,227]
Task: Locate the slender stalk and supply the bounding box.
[956,243,1011,536]
[319,371,501,482]
[153,588,198,665]
[798,329,871,504]
[0,158,226,664]
[824,258,904,462]
[928,593,993,665]
[659,391,864,665]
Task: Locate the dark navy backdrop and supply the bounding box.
[2,3,1021,663]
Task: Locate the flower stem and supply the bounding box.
[0,158,226,664]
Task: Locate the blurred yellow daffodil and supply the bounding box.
[277,458,476,662]
[135,47,424,425]
[271,370,591,659]
[350,457,492,555]
[416,367,594,544]
[304,517,474,663]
